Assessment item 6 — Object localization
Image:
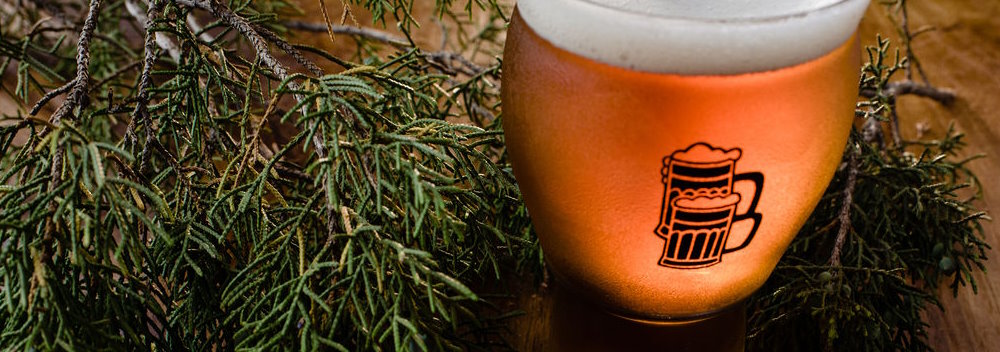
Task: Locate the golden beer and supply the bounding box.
[502,0,870,321]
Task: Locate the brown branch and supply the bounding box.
[134,3,161,109]
[44,0,103,206]
[886,80,956,104]
[854,0,954,150]
[285,21,492,79]
[130,0,164,172]
[859,80,956,105]
[177,0,289,79]
[273,161,313,181]
[316,0,338,46]
[470,102,496,123]
[423,51,485,76]
[37,0,102,124]
[897,0,932,85]
[888,98,904,147]
[250,22,324,76]
[858,79,955,147]
[36,0,104,306]
[829,145,860,267]
[283,20,410,48]
[29,80,73,116]
[178,0,321,76]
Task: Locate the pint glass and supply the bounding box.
[502,0,870,321]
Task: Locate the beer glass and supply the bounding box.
[501,0,871,343]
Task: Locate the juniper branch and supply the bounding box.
[42,0,103,242]
[177,0,328,158]
[177,0,291,80]
[284,19,410,47]
[35,0,102,123]
[249,22,324,76]
[129,0,163,171]
[887,80,955,104]
[286,20,489,75]
[828,143,858,267]
[860,80,956,105]
[133,1,162,117]
[424,50,485,76]
[749,9,988,350]
[315,0,339,46]
[866,0,956,147]
[2,1,516,350]
[896,0,931,85]
[28,80,73,116]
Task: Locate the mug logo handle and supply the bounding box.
[654,142,765,269]
[723,172,763,254]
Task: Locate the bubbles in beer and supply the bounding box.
[516,0,869,74]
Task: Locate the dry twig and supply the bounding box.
[284,20,410,48]
[829,144,859,267]
[32,0,103,121]
[129,0,164,171]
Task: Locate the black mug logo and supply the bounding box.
[655,143,763,269]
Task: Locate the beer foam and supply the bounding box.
[673,194,741,209]
[516,0,870,74]
[670,143,741,163]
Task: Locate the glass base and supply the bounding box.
[546,280,746,351]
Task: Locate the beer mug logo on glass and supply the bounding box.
[502,0,871,321]
[656,143,763,269]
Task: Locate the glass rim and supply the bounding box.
[514,0,871,74]
[573,0,865,24]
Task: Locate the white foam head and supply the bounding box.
[516,0,871,74]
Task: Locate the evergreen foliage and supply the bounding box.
[1,0,533,350]
[747,26,989,352]
[0,0,989,351]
